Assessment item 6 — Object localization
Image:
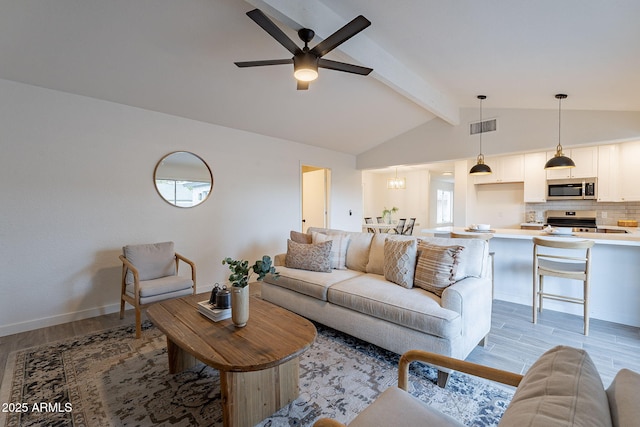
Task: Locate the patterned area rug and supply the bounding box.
[1,321,513,426]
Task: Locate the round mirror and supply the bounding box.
[154,151,213,208]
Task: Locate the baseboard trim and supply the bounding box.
[0,303,122,337]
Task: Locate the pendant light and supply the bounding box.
[469,95,492,175]
[544,94,576,170]
[386,168,406,189]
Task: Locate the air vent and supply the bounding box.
[470,119,497,135]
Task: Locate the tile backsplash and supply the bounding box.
[525,201,640,226]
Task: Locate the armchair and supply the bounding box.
[119,241,196,338]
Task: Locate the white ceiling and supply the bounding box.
[1,0,639,155]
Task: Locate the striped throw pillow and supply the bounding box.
[414,243,464,296]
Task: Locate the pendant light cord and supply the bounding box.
[557,95,562,151]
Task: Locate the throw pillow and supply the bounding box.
[311,231,350,270]
[285,239,332,272]
[383,239,418,288]
[414,243,464,296]
[290,230,312,244]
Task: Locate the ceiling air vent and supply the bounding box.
[470,118,497,135]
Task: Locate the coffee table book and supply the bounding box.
[197,300,231,322]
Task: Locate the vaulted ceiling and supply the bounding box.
[1,0,639,155]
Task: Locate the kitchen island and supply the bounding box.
[421,226,640,328]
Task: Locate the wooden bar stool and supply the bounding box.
[532,237,594,335]
[450,232,495,298]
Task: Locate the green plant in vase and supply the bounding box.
[222,255,278,288]
[382,206,399,224]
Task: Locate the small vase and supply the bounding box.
[231,285,249,327]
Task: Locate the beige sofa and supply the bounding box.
[314,345,640,427]
[262,227,493,386]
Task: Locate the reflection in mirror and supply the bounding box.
[154,151,213,208]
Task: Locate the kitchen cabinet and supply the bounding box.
[597,144,621,202]
[474,154,524,184]
[619,141,640,201]
[523,152,547,202]
[546,146,598,180]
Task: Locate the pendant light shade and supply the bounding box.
[469,95,492,175]
[544,94,576,170]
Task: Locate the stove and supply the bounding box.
[545,210,598,232]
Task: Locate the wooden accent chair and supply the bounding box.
[532,237,594,335]
[313,349,523,427]
[119,241,196,338]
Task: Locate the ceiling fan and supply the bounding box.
[235,9,373,90]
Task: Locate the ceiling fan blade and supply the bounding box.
[310,15,371,57]
[246,9,301,55]
[297,80,309,90]
[318,58,373,75]
[235,59,293,68]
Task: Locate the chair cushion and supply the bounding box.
[126,275,193,305]
[349,386,464,427]
[285,239,333,272]
[383,238,417,288]
[499,345,612,427]
[606,368,640,427]
[414,243,464,296]
[123,241,176,285]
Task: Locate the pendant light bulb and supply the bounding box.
[470,95,492,175]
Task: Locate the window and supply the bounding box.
[436,189,453,225]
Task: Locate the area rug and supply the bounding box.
[1,321,513,426]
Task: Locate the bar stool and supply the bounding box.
[532,237,594,335]
[450,232,495,298]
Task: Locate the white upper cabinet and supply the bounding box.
[597,144,621,202]
[474,154,524,184]
[523,152,547,203]
[546,146,598,180]
[619,141,640,201]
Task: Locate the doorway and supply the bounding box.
[301,165,331,232]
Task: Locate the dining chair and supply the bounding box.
[402,218,416,235]
[120,241,196,338]
[390,218,406,234]
[532,237,594,335]
[364,217,376,233]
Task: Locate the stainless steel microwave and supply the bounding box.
[547,179,597,200]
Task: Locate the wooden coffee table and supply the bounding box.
[147,292,317,427]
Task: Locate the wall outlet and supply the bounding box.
[601,211,608,219]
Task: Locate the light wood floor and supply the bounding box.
[2,298,639,388]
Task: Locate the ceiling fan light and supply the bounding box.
[294,53,318,82]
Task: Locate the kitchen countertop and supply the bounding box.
[421,226,640,246]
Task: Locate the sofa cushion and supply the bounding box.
[312,231,350,269]
[328,274,461,338]
[290,230,312,244]
[367,233,416,275]
[285,239,332,272]
[499,345,612,427]
[123,241,176,285]
[420,237,487,280]
[262,265,363,301]
[606,368,640,427]
[414,243,464,296]
[384,239,418,288]
[344,232,374,273]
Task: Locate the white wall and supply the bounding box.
[0,79,363,336]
